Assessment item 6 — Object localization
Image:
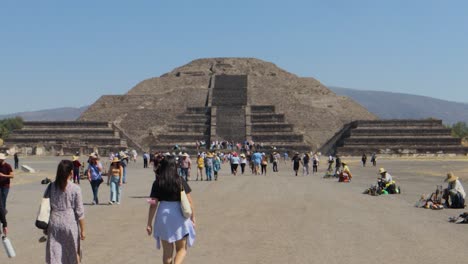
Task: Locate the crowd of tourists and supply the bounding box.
[0,148,466,263]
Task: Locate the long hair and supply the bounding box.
[55,160,73,191]
[157,157,182,194]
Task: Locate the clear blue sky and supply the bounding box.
[1,0,467,113]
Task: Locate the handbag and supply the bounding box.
[180,186,192,218]
[35,184,52,230]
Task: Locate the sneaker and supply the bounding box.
[116,202,120,205]
[109,201,114,205]
[92,201,96,205]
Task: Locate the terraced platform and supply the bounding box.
[335,120,468,155]
[5,121,127,155]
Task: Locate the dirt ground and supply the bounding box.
[1,155,468,263]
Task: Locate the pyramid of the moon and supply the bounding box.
[78,58,377,152]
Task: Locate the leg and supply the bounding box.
[0,187,8,210]
[174,238,188,264]
[161,240,175,264]
[110,177,116,203]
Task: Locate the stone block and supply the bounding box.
[21,165,36,173]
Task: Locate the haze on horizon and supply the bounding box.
[1,0,467,114]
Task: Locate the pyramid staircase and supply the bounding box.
[150,107,211,153]
[150,75,311,154]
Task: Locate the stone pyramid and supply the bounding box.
[79,58,377,152]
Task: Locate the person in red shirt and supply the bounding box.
[0,153,14,211]
[72,156,82,184]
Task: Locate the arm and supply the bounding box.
[74,188,85,240]
[87,167,91,181]
[0,170,14,178]
[119,166,123,185]
[146,199,159,235]
[187,193,196,227]
[107,165,112,185]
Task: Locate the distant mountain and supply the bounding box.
[0,106,88,121]
[329,87,468,125]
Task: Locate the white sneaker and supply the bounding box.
[108,201,114,205]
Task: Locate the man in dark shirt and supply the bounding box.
[13,153,19,170]
[292,152,302,176]
[0,153,14,211]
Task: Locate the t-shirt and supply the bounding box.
[231,156,240,164]
[292,156,301,166]
[303,156,310,165]
[150,179,192,201]
[252,153,262,164]
[0,162,13,188]
[180,158,191,169]
[88,163,102,181]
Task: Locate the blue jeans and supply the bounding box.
[180,168,189,181]
[109,176,122,203]
[0,187,9,210]
[90,179,102,204]
[205,166,213,180]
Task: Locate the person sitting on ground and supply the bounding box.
[378,168,398,194]
[443,172,466,209]
[338,162,352,182]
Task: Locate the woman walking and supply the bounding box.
[261,153,268,175]
[87,154,103,205]
[107,157,123,205]
[196,154,204,181]
[146,157,196,264]
[240,153,247,174]
[46,160,85,264]
[213,154,221,181]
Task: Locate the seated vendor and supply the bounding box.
[443,172,466,209]
[378,168,398,194]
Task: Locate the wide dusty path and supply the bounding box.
[1,156,467,263]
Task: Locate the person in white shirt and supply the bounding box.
[378,168,397,194]
[443,172,466,208]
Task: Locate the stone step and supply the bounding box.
[14,129,115,135]
[351,128,451,136]
[186,107,211,114]
[252,134,304,142]
[337,145,468,155]
[23,121,110,128]
[343,137,461,145]
[356,119,443,127]
[250,105,276,113]
[6,137,123,145]
[168,124,210,133]
[8,134,119,139]
[157,134,209,142]
[252,123,293,132]
[348,135,454,139]
[251,114,285,123]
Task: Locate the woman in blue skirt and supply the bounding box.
[146,157,196,264]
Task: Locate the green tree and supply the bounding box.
[450,121,468,139]
[0,117,24,139]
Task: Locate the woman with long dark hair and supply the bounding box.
[146,157,195,264]
[46,160,85,264]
